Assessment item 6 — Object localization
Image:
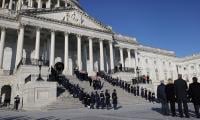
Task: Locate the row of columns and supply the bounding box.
[0,26,114,74]
[1,0,67,10]
[118,47,138,69]
[1,0,13,9]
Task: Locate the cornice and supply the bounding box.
[113,34,139,45]
[138,45,176,57]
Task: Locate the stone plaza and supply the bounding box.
[0,0,199,118]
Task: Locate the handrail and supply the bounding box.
[16,58,23,70]
[25,74,31,84]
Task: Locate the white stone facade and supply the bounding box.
[0,0,199,109]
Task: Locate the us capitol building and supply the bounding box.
[0,0,199,109]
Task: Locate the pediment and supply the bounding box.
[36,9,111,32]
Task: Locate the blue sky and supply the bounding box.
[79,0,200,57]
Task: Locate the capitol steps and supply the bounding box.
[66,75,148,106]
[42,86,83,111]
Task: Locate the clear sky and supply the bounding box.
[79,0,200,57]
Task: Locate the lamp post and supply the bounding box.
[37,57,44,81]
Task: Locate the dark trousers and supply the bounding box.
[161,101,169,115]
[177,100,189,117]
[15,102,19,110]
[194,104,200,117]
[169,101,176,116]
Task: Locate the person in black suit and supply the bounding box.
[188,77,200,118]
[174,74,189,118]
[165,79,176,117]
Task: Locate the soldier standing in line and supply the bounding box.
[141,87,144,98]
[133,86,137,96]
[90,92,95,109]
[145,88,148,100]
[148,90,152,102]
[131,86,134,94]
[105,90,111,109]
[100,91,105,109]
[95,91,100,109]
[152,92,156,104]
[136,85,140,96]
[14,95,20,110]
[112,89,118,110]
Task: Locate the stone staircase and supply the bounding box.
[66,75,148,106]
[42,86,83,111]
[43,73,151,111]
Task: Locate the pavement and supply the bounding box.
[0,103,199,120]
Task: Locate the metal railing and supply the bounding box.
[25,74,31,84]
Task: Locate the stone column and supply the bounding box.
[9,0,13,9]
[38,0,42,8]
[134,49,138,67]
[15,26,24,68]
[34,27,40,60]
[47,0,51,8]
[120,48,124,69]
[64,32,69,74]
[50,30,55,67]
[89,37,93,72]
[2,0,5,8]
[127,49,131,68]
[65,0,68,7]
[99,39,104,71]
[28,0,32,7]
[17,0,22,10]
[77,35,82,71]
[0,28,6,69]
[57,0,60,7]
[109,41,114,72]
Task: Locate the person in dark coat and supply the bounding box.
[105,90,111,109]
[133,86,136,96]
[188,77,200,118]
[95,91,100,109]
[141,87,144,98]
[112,89,118,110]
[157,80,169,115]
[174,74,189,118]
[148,90,152,102]
[90,92,95,109]
[14,95,20,110]
[100,91,105,109]
[136,85,140,96]
[152,92,155,104]
[144,88,148,100]
[165,79,176,116]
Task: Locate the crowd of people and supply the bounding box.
[74,69,104,90]
[157,74,200,118]
[132,75,152,85]
[57,73,118,110]
[97,72,155,103]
